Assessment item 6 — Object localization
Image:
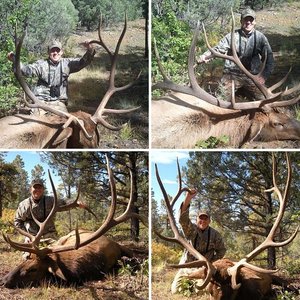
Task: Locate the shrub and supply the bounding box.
[152,241,182,265]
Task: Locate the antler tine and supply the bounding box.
[154,162,215,289]
[29,170,60,247]
[90,14,141,130]
[204,9,300,107]
[171,158,190,208]
[228,153,299,290]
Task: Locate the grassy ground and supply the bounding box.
[65,19,148,149]
[0,234,148,300]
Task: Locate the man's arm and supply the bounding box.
[179,189,197,238]
[14,200,30,231]
[197,32,231,64]
[261,36,274,81]
[68,42,96,73]
[213,231,227,261]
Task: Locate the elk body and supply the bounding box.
[1,230,132,288]
[0,111,98,148]
[154,154,299,300]
[1,156,147,288]
[0,16,140,149]
[152,93,300,148]
[152,12,300,148]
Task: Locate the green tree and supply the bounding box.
[184,152,300,269]
[0,0,78,116]
[0,153,18,217]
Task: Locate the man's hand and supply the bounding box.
[7,52,15,62]
[197,54,212,64]
[80,41,94,51]
[181,188,197,212]
[257,76,265,85]
[77,200,98,219]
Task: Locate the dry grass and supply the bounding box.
[65,19,148,148]
[151,265,209,300]
[0,235,148,300]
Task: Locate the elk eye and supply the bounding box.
[28,268,38,273]
[273,121,283,129]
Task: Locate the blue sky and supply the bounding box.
[150,150,191,212]
[2,151,60,191]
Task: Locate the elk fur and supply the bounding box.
[186,258,274,300]
[151,93,300,148]
[1,230,133,288]
[0,111,98,149]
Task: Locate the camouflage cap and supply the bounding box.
[241,8,256,20]
[48,40,62,51]
[197,210,210,218]
[31,178,44,187]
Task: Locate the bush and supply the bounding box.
[152,241,182,265]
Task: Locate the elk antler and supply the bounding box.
[89,14,141,130]
[202,9,300,107]
[14,32,93,141]
[3,155,147,256]
[227,153,299,290]
[154,159,216,289]
[153,11,300,111]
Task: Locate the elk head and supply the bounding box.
[1,155,147,288]
[152,10,300,147]
[154,154,299,300]
[13,15,140,148]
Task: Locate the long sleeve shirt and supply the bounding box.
[20,49,95,101]
[14,195,68,236]
[179,205,226,263]
[202,28,274,80]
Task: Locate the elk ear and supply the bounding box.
[48,262,67,281]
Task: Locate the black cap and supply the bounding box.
[31,179,44,187]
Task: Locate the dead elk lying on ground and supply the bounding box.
[0,17,140,149]
[1,158,147,288]
[154,154,299,300]
[152,14,300,148]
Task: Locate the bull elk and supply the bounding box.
[152,11,300,148]
[0,16,141,149]
[154,154,299,300]
[1,156,147,288]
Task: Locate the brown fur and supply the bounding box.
[188,258,274,300]
[0,111,98,149]
[151,93,300,148]
[1,231,132,288]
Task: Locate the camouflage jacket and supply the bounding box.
[202,28,274,80]
[179,205,226,263]
[14,196,67,236]
[20,49,95,101]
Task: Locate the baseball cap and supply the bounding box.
[198,210,210,218]
[48,40,62,51]
[241,8,256,20]
[31,178,44,187]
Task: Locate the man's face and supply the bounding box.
[30,184,44,201]
[197,215,210,231]
[49,47,63,63]
[241,16,256,33]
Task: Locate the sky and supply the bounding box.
[2,151,60,191]
[150,150,191,212]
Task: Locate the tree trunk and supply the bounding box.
[128,153,140,242]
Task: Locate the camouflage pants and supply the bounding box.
[219,73,265,101]
[23,232,58,260]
